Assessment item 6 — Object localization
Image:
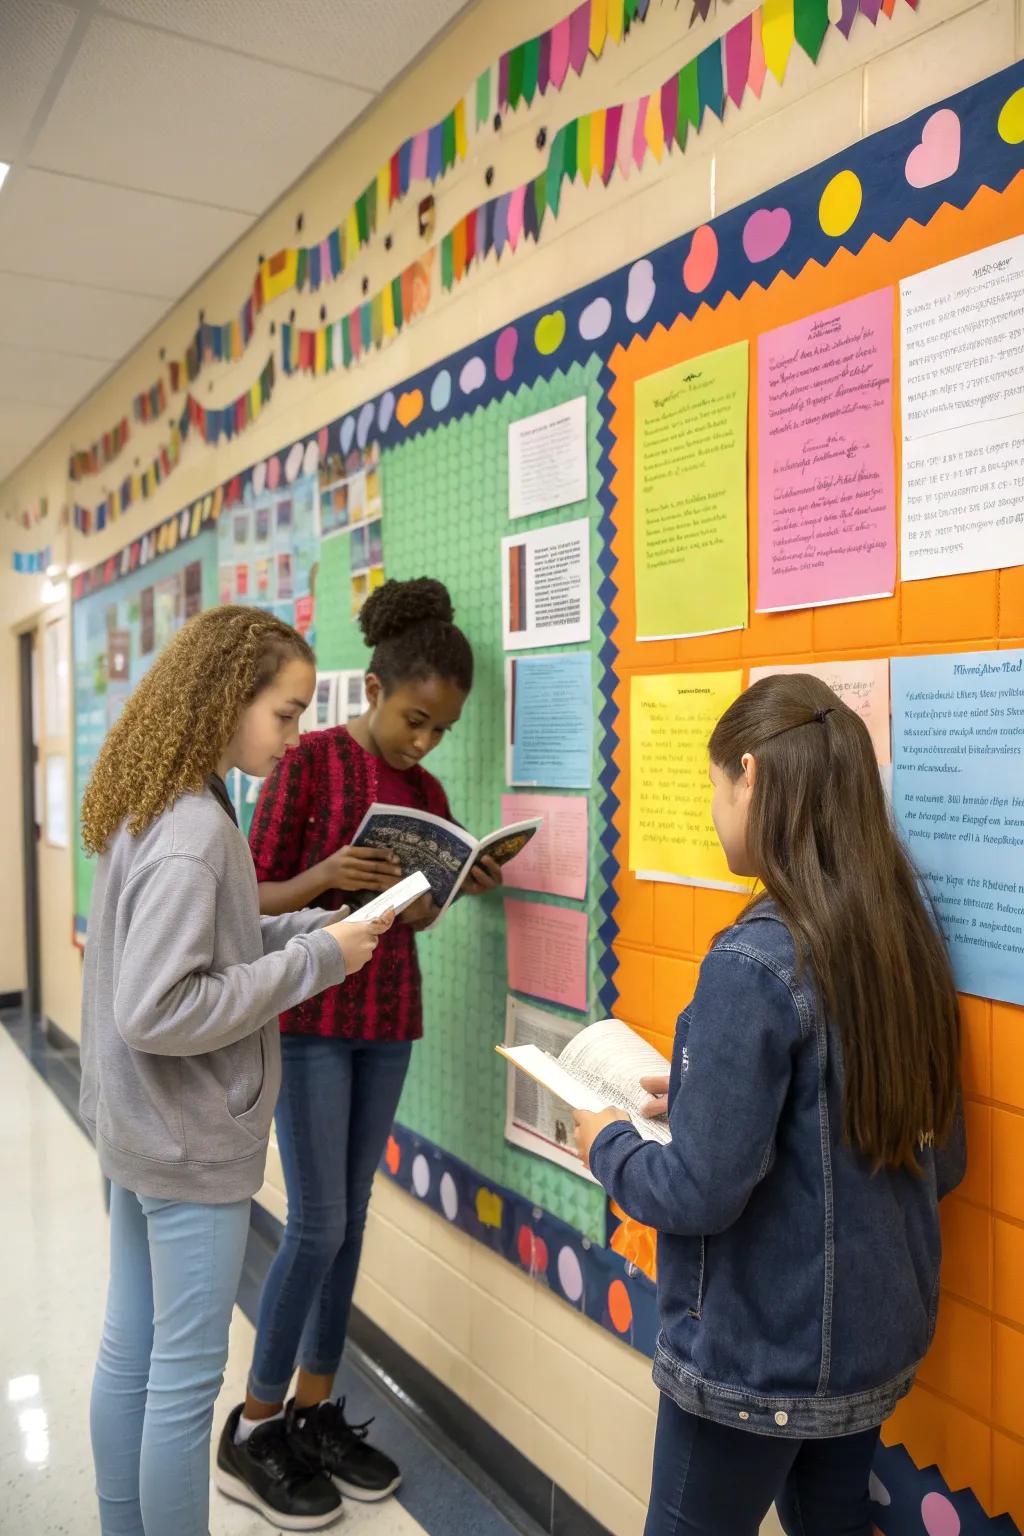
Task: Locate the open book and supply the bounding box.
[351,803,541,919]
[341,870,430,924]
[498,1017,672,1145]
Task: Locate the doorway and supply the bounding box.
[18,629,40,1022]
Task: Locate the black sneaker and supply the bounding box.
[288,1396,402,1502]
[215,1404,343,1531]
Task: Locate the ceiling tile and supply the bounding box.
[0,0,78,162]
[0,402,65,484]
[0,346,110,409]
[100,0,473,92]
[0,271,168,358]
[30,14,373,212]
[0,168,254,298]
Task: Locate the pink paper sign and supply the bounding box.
[500,793,588,900]
[505,899,588,1013]
[756,289,896,612]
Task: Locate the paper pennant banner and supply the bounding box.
[12,546,51,574]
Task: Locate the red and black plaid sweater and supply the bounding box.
[249,726,452,1041]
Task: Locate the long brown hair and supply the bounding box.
[708,672,960,1174]
[81,605,313,855]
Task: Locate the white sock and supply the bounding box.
[235,1408,283,1445]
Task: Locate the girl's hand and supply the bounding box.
[323,845,401,892]
[572,1107,630,1168]
[401,890,439,929]
[325,911,394,974]
[639,1074,670,1118]
[462,855,503,896]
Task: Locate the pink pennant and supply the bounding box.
[506,183,527,249]
[726,16,753,107]
[748,15,767,99]
[617,98,638,179]
[549,17,571,87]
[633,94,649,170]
[660,77,678,149]
[604,102,622,183]
[320,237,333,279]
[569,2,591,74]
[411,131,429,181]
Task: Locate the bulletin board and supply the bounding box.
[71,58,1024,1531]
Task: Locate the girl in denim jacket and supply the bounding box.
[575,672,965,1536]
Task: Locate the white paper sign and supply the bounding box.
[46,753,68,848]
[900,236,1024,581]
[508,396,588,519]
[501,517,591,651]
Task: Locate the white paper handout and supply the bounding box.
[501,517,591,650]
[900,235,1024,582]
[508,396,588,519]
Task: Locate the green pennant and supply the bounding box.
[624,0,637,24]
[341,320,352,368]
[441,232,454,291]
[546,125,567,216]
[360,302,372,351]
[563,114,578,182]
[296,248,308,289]
[442,110,456,170]
[356,192,370,243]
[366,178,378,231]
[577,114,591,185]
[679,60,700,132]
[533,173,548,233]
[793,0,829,62]
[674,70,689,151]
[521,35,540,105]
[324,325,334,372]
[391,275,404,330]
[371,293,383,348]
[475,68,491,129]
[507,44,524,110]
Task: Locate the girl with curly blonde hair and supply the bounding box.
[80,604,390,1536]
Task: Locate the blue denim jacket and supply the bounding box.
[590,902,966,1439]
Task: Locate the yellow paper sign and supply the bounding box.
[629,670,746,889]
[634,342,749,641]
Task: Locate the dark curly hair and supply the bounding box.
[359,577,473,694]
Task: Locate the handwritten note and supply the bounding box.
[505,899,589,1012]
[506,653,593,789]
[748,659,891,764]
[756,291,895,611]
[634,343,749,640]
[500,792,588,900]
[629,671,746,889]
[901,236,1024,580]
[891,649,1024,1006]
[508,396,589,519]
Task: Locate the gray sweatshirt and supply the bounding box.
[79,786,345,1202]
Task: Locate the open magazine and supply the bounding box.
[499,1012,672,1156]
[341,870,430,924]
[351,803,541,919]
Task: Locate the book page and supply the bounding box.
[475,818,541,869]
[501,999,601,1182]
[351,803,476,912]
[558,1019,672,1144]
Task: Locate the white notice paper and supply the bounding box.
[508,396,588,519]
[900,235,1024,581]
[501,517,591,650]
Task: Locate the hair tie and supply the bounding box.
[813,708,834,724]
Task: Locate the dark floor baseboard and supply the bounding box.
[0,991,23,1010]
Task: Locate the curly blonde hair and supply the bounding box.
[81,605,313,855]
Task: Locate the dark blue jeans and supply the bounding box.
[248,1035,412,1403]
[645,1395,880,1536]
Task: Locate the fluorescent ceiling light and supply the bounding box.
[0,164,9,191]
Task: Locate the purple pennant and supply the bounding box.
[635,0,650,16]
[660,77,678,148]
[538,28,551,95]
[427,122,443,179]
[859,0,882,19]
[399,138,412,195]
[837,0,859,35]
[569,1,590,74]
[690,0,712,19]
[494,192,510,255]
[603,103,622,183]
[498,50,510,107]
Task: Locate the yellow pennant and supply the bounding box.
[590,109,605,179]
[454,97,468,161]
[382,280,396,339]
[644,88,665,161]
[315,328,327,374]
[762,0,795,84]
[589,0,608,56]
[607,0,623,44]
[376,161,390,213]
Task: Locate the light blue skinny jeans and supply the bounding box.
[90,1180,250,1536]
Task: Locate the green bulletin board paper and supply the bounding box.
[382,360,608,1242]
[634,340,749,640]
[314,532,364,670]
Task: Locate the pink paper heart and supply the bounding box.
[743,207,791,263]
[905,108,961,188]
[683,224,718,293]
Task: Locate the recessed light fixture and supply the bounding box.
[0,164,9,192]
